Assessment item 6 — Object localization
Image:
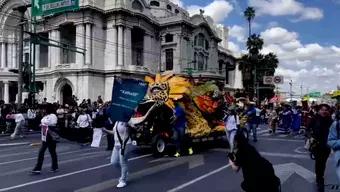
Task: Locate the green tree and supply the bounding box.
[244,7,256,38]
[239,35,279,100]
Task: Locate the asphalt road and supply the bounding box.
[0,126,339,192]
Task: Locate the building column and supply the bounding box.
[124,27,132,66]
[76,24,85,66]
[143,34,151,67]
[1,43,6,68]
[106,26,118,68]
[3,81,9,103]
[54,30,61,65]
[117,26,124,66]
[34,44,40,69]
[12,44,17,68]
[85,23,92,65]
[7,43,12,68]
[48,30,60,67]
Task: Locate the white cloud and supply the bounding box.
[261,27,298,44]
[187,0,234,23]
[229,25,247,43]
[228,41,241,56]
[262,26,340,92]
[249,0,324,21]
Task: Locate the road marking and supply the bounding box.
[260,151,309,159]
[0,154,151,192]
[258,137,304,142]
[166,164,231,192]
[274,163,315,184]
[212,148,309,159]
[294,146,309,154]
[0,152,109,177]
[0,142,30,147]
[75,155,204,192]
[0,148,97,166]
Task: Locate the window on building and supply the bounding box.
[150,1,160,6]
[165,34,174,43]
[205,56,208,70]
[194,52,197,70]
[60,24,76,64]
[197,53,204,71]
[219,60,224,74]
[165,49,173,70]
[225,62,230,84]
[197,33,205,47]
[39,32,49,68]
[205,40,209,50]
[132,27,144,66]
[167,4,172,11]
[132,0,144,12]
[175,9,179,14]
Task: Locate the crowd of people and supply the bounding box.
[224,100,340,192]
[0,94,340,191]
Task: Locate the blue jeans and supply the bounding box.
[174,126,186,153]
[248,123,257,141]
[226,129,237,151]
[110,144,131,183]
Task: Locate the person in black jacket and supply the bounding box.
[228,131,280,192]
[308,104,333,192]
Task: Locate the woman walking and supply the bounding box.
[31,104,59,174]
[104,121,132,188]
[224,108,240,152]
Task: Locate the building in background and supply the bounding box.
[0,0,242,104]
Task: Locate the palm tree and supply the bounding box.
[244,7,255,38]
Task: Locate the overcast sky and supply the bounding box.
[170,0,340,95]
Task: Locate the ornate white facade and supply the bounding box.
[0,0,242,104]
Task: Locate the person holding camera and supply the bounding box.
[228,132,280,192]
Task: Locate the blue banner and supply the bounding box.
[110,78,148,122]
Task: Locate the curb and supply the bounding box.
[0,131,40,137]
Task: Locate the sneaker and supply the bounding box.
[174,152,181,158]
[50,169,58,173]
[116,181,127,188]
[31,170,41,174]
[188,148,194,155]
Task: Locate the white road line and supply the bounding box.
[0,154,152,192]
[166,164,231,192]
[259,137,304,142]
[0,148,96,166]
[260,151,309,159]
[0,142,30,147]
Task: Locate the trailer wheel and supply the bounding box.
[152,135,167,157]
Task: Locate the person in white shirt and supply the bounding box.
[10,108,26,139]
[76,109,93,144]
[224,108,240,152]
[104,121,132,188]
[31,104,59,174]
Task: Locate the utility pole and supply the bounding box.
[13,4,30,108]
[300,83,303,99]
[289,80,293,102]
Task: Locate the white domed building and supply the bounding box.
[0,0,242,104]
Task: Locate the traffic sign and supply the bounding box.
[273,76,284,84]
[32,0,79,17]
[263,76,273,85]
